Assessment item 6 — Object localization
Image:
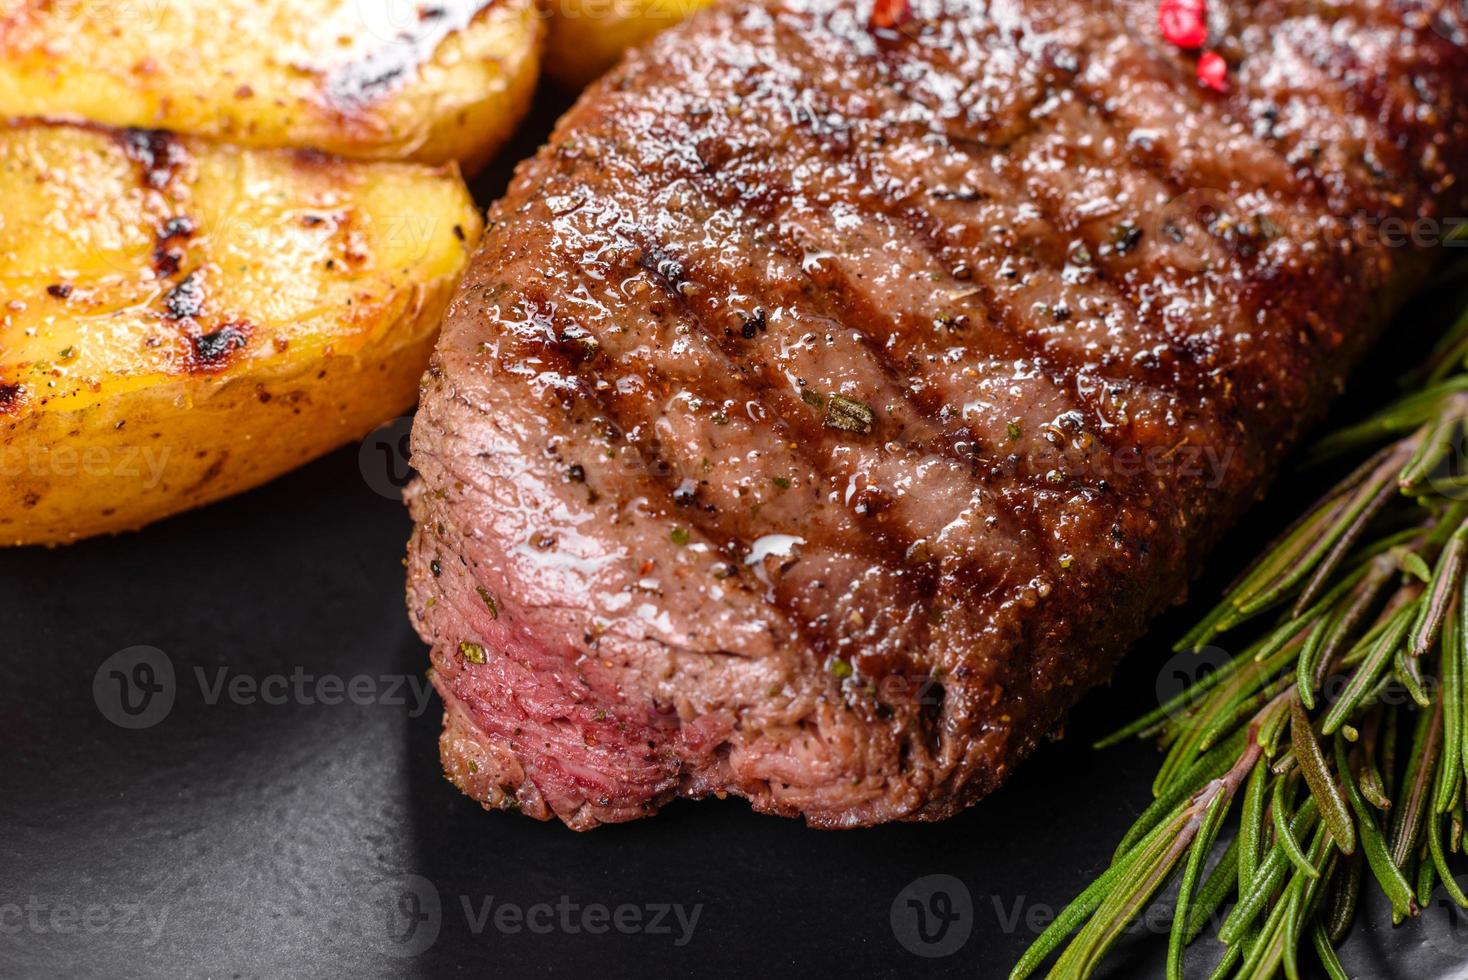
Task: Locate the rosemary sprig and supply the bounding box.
[1013,262,1468,980]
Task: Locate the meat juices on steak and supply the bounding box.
[406,0,1468,829]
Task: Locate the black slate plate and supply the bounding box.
[4,89,1468,980]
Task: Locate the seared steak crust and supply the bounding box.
[407,0,1468,828]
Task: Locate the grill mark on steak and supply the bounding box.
[409,0,1468,829]
[743,21,1240,534]
[587,38,1142,734]
[1238,68,1411,210]
[627,228,1034,636]
[653,166,1021,478]
[688,103,1042,369]
[1038,57,1390,428]
[487,193,953,681]
[610,212,940,572]
[933,15,1403,431]
[1056,0,1462,258]
[642,0,1274,657]
[600,179,956,467]
[644,23,1176,534]
[757,15,1227,377]
[1003,105,1265,343]
[759,11,1076,361]
[1218,2,1455,214]
[900,48,1242,338]
[769,209,1150,529]
[517,273,917,667]
[517,214,880,608]
[615,224,952,661]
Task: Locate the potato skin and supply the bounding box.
[0,122,483,545]
[543,0,710,89]
[0,0,544,169]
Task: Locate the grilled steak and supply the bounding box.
[406,0,1468,829]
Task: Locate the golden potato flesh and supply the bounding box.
[543,0,711,90]
[0,121,483,545]
[0,0,543,169]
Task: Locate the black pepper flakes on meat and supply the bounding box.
[739,308,767,339]
[1112,223,1143,254]
[672,479,698,506]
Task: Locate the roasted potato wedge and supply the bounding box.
[0,122,483,545]
[0,0,543,169]
[544,0,711,89]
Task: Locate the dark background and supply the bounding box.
[4,89,1468,980]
